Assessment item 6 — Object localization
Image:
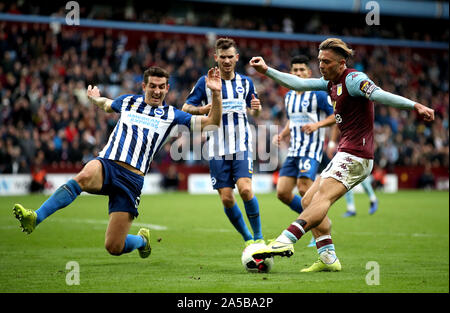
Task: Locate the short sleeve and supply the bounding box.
[173,108,193,129]
[185,76,207,107]
[111,94,133,113]
[316,91,334,115]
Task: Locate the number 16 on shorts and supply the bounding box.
[298,157,319,180]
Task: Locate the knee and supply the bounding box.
[105,240,124,256]
[74,171,91,190]
[221,195,235,209]
[238,186,253,201]
[276,190,292,205]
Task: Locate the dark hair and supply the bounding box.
[291,55,310,67]
[215,37,237,52]
[143,66,170,84]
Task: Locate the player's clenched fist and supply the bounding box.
[249,56,269,74]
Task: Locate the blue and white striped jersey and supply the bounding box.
[185,72,256,158]
[98,94,192,174]
[284,90,334,161]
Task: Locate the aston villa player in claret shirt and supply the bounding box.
[249,38,434,272]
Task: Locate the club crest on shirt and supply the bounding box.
[236,86,245,94]
[301,99,310,107]
[154,108,164,117]
[337,84,343,96]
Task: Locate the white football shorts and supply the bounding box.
[320,151,373,190]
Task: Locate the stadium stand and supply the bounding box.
[0,1,448,190]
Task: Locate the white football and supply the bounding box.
[241,243,274,273]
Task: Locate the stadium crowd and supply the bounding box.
[0,17,448,188]
[2,0,448,43]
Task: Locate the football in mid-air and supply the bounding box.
[241,243,274,273]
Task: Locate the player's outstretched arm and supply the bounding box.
[182,103,211,115]
[347,73,435,122]
[368,89,434,122]
[249,56,328,92]
[87,85,114,113]
[195,67,222,130]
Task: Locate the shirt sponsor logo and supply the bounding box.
[123,111,160,129]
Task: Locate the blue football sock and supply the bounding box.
[121,234,146,254]
[224,203,253,242]
[35,179,82,225]
[345,190,356,212]
[288,194,303,213]
[244,197,263,240]
[361,177,377,202]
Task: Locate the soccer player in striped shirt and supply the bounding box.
[183,38,264,247]
[249,38,434,272]
[274,55,335,216]
[13,66,223,259]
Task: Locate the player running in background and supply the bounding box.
[13,66,223,258]
[183,38,264,247]
[249,38,434,272]
[274,55,335,215]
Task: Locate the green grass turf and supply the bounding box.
[0,191,448,293]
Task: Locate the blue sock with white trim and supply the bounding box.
[35,179,82,225]
[224,203,253,242]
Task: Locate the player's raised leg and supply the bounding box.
[12,159,104,233]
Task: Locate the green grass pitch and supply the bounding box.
[0,191,448,293]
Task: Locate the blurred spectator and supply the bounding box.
[29,162,48,193]
[161,164,181,191]
[417,162,436,189]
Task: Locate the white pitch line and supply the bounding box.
[50,217,168,231]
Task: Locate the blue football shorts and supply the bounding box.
[279,156,320,181]
[209,150,253,190]
[95,157,144,218]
